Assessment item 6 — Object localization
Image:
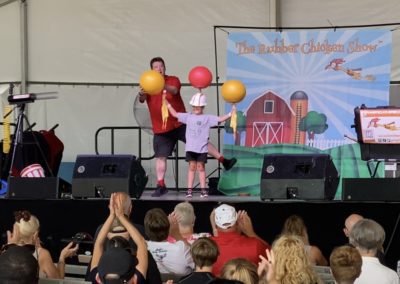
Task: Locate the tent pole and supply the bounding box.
[20,0,28,94]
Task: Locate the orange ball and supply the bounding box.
[139,70,165,95]
[221,80,246,103]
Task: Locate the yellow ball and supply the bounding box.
[221,80,246,103]
[139,70,165,95]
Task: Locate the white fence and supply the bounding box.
[306,139,354,150]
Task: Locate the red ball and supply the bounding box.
[188,66,213,89]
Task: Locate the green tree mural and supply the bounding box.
[299,111,328,140]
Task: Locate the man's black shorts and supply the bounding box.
[153,125,186,157]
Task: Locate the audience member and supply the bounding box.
[343,214,364,238]
[0,245,39,284]
[144,208,194,277]
[90,193,148,284]
[281,214,328,266]
[178,237,219,284]
[97,247,139,284]
[210,204,270,276]
[221,258,259,284]
[330,245,362,284]
[342,213,386,266]
[258,234,322,284]
[87,191,162,284]
[169,202,211,244]
[6,210,78,279]
[349,219,399,284]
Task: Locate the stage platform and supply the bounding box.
[1,189,399,270]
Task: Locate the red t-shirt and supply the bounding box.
[211,231,270,276]
[146,75,186,134]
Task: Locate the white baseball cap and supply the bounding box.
[214,204,237,229]
[189,92,207,106]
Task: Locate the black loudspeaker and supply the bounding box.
[342,178,400,201]
[260,154,339,201]
[7,177,71,199]
[71,155,148,199]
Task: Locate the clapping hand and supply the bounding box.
[114,193,125,219]
[7,223,20,245]
[258,249,276,283]
[237,210,255,237]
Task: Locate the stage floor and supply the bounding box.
[140,189,261,202]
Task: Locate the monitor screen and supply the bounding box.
[354,106,400,144]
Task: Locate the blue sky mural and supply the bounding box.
[224,29,392,146]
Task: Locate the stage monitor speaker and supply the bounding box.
[71,155,148,199]
[260,153,339,201]
[342,178,400,201]
[7,177,70,199]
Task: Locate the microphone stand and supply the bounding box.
[6,88,55,178]
[8,103,26,176]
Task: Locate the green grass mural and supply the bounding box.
[219,143,383,199]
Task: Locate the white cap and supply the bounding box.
[214,204,237,229]
[189,92,207,106]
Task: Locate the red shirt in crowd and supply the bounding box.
[211,231,270,276]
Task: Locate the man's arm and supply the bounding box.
[91,194,116,271]
[116,202,148,278]
[138,89,147,103]
[237,210,270,248]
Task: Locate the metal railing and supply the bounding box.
[94,125,223,191]
[95,126,186,190]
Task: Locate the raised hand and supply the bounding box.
[59,242,79,262]
[237,210,255,237]
[108,192,116,216]
[7,223,21,244]
[114,193,125,219]
[210,209,218,236]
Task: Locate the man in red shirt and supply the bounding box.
[139,57,236,197]
[210,204,270,276]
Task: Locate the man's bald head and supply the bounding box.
[344,214,364,238]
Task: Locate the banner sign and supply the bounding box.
[359,108,400,144]
[224,29,392,149]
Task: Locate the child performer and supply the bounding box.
[167,92,234,198]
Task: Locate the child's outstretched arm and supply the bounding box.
[166,102,178,117]
[218,104,236,122]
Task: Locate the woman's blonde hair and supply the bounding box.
[221,258,259,284]
[282,214,310,245]
[14,210,40,244]
[272,235,321,284]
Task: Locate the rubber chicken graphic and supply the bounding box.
[325,58,375,81]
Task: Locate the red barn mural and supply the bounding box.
[244,90,309,147]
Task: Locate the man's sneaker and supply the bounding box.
[200,190,208,198]
[151,185,168,197]
[222,157,237,171]
[186,189,193,198]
